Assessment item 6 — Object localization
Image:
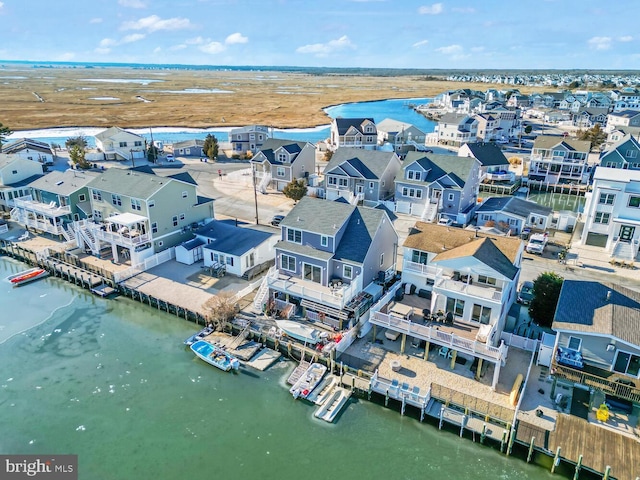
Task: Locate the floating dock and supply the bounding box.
[91,283,117,297]
[246,348,281,371]
[314,385,352,423]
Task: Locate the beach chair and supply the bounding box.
[411,385,421,401]
[390,378,399,394]
[18,232,29,241]
[401,382,410,396]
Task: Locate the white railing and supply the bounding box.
[500,332,540,352]
[348,192,364,205]
[370,311,508,362]
[13,197,71,216]
[230,277,262,306]
[258,172,272,193]
[18,216,67,236]
[334,326,358,355]
[434,278,503,302]
[94,228,151,248]
[274,298,296,318]
[266,269,362,310]
[486,172,512,182]
[403,260,440,277]
[370,281,402,314]
[253,268,273,312]
[370,370,432,409]
[113,248,174,283]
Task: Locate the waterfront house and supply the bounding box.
[394,151,480,224]
[484,105,520,139]
[250,139,316,193]
[599,135,640,170]
[94,127,146,162]
[370,221,523,390]
[2,138,54,166]
[606,127,640,145]
[260,196,398,330]
[475,196,552,235]
[436,113,479,146]
[528,135,591,185]
[0,154,43,212]
[579,167,640,261]
[330,118,377,150]
[173,139,205,158]
[229,125,270,155]
[376,118,427,156]
[458,142,512,185]
[176,220,276,278]
[550,280,640,408]
[75,168,214,265]
[610,88,640,112]
[473,112,500,141]
[324,147,401,205]
[10,169,99,240]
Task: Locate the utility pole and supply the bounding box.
[252,163,259,225]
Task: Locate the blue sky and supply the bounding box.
[0,0,638,69]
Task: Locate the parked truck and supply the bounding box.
[526,233,548,255]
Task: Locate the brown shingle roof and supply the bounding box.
[403,221,522,264]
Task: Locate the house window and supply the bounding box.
[78,194,86,202]
[276,167,285,177]
[625,150,638,158]
[328,177,337,186]
[182,191,188,198]
[628,196,640,208]
[416,190,422,199]
[111,194,122,206]
[92,190,102,201]
[93,209,102,220]
[612,351,640,377]
[369,182,374,189]
[148,200,155,208]
[259,135,263,141]
[594,212,610,224]
[344,265,353,279]
[411,250,428,264]
[447,193,455,201]
[287,228,302,244]
[158,241,163,247]
[119,142,127,148]
[477,275,497,286]
[446,297,465,317]
[321,235,328,247]
[278,153,287,163]
[172,216,178,227]
[568,336,582,351]
[281,254,296,271]
[379,253,384,267]
[599,193,615,205]
[151,222,158,234]
[338,178,348,187]
[11,170,17,174]
[407,171,414,180]
[131,199,141,211]
[226,257,234,266]
[471,304,491,324]
[414,172,421,181]
[303,263,322,283]
[402,187,408,196]
[134,141,142,147]
[179,213,185,221]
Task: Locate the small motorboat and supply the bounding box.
[275,320,322,345]
[7,268,48,287]
[190,340,240,372]
[183,325,215,346]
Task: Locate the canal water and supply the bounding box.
[0,257,563,480]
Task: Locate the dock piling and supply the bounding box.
[573,454,582,480]
[527,437,535,463]
[602,466,611,480]
[480,423,486,444]
[551,447,561,473]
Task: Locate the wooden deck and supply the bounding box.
[548,414,640,480]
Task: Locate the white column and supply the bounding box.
[492,359,501,391]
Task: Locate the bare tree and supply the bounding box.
[202,291,239,329]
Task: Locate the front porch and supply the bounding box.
[11,196,72,239]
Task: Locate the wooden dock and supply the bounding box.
[245,348,281,371]
[287,361,311,386]
[91,283,117,297]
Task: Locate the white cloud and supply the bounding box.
[418,3,443,15]
[588,36,612,50]
[619,35,633,42]
[56,52,76,61]
[436,44,463,55]
[169,44,187,51]
[90,18,103,24]
[200,42,226,55]
[412,39,429,48]
[225,32,248,45]
[0,2,4,10]
[121,15,193,33]
[121,33,145,44]
[99,38,117,48]
[95,47,111,55]
[470,46,485,52]
[119,0,146,7]
[185,36,205,45]
[296,35,355,56]
[452,7,474,13]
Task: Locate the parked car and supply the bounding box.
[166,154,174,162]
[437,217,453,226]
[517,281,534,305]
[270,215,285,227]
[526,233,548,254]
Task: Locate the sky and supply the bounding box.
[0,0,639,70]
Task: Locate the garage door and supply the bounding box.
[585,232,608,248]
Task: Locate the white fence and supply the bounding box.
[500,332,540,352]
[113,247,175,283]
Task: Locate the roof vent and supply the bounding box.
[297,216,300,222]
[606,290,612,302]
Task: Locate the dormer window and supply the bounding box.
[278,153,287,163]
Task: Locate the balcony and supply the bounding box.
[551,361,640,404]
[13,197,71,217]
[485,171,512,182]
[266,269,362,310]
[434,277,503,303]
[402,260,440,277]
[94,227,151,248]
[370,310,507,363]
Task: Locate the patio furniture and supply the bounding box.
[390,379,399,393]
[439,346,453,359]
[401,382,410,396]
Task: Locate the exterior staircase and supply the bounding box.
[253,270,272,313]
[74,220,102,255]
[611,241,636,261]
[421,201,438,223]
[258,172,272,193]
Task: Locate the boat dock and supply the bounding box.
[91,283,117,297]
[287,360,311,386]
[314,386,352,423]
[245,348,282,371]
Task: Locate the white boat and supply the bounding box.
[190,340,240,372]
[7,267,48,287]
[275,320,322,345]
[289,362,327,400]
[305,374,338,405]
[314,386,352,423]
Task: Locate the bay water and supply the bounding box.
[0,256,558,480]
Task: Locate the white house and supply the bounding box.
[0,154,44,212]
[94,127,146,162]
[580,167,640,261]
[475,197,552,235]
[2,138,55,166]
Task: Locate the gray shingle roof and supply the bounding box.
[198,220,273,256]
[324,147,396,180]
[553,281,640,346]
[401,152,477,188]
[27,169,100,196]
[333,206,385,264]
[173,139,204,149]
[275,240,334,261]
[280,196,354,235]
[3,138,52,155]
[94,126,143,142]
[476,196,552,218]
[255,139,308,165]
[533,135,591,152]
[334,118,375,135]
[87,167,184,198]
[462,142,509,167]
